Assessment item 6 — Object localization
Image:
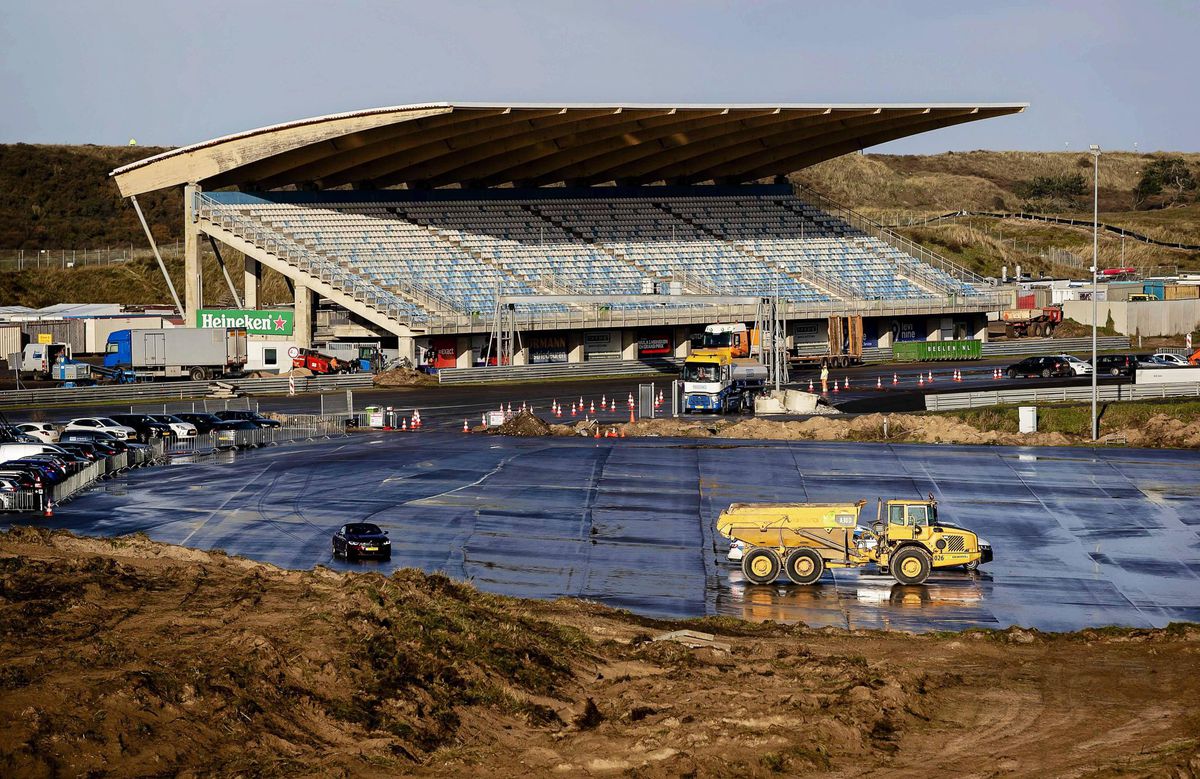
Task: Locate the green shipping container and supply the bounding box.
[892,339,982,362]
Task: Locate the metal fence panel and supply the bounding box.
[0,374,374,409]
[925,381,1200,411]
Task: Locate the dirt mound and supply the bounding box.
[373,367,437,387]
[1124,413,1200,448]
[489,410,554,437]
[2,528,1198,777]
[282,366,314,377]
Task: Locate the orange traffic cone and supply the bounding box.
[927,371,934,383]
[808,379,814,392]
[619,428,626,438]
[401,419,408,431]
[601,394,607,407]
[892,373,899,385]
[463,419,470,433]
[843,377,849,390]
[918,375,925,387]
[832,382,840,393]
[589,400,596,414]
[628,393,634,408]
[609,400,616,412]
[43,497,53,518]
[993,368,1001,380]
[876,376,882,389]
[594,426,601,439]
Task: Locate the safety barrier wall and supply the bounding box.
[0,374,374,409]
[437,358,684,385]
[925,381,1200,411]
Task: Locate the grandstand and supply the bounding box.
[110,102,1024,365]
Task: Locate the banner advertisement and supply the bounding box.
[636,332,672,358]
[197,309,293,336]
[529,335,568,364]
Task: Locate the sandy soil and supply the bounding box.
[1,528,1198,778]
[373,367,438,387]
[487,410,1200,449]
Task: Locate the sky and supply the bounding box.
[1,0,1195,153]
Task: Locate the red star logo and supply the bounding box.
[274,316,286,331]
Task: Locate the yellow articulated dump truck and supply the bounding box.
[717,498,992,586]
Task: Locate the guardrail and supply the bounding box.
[438,358,684,385]
[0,373,374,409]
[925,381,1200,411]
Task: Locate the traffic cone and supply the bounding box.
[808,379,814,392]
[401,419,408,431]
[463,419,470,433]
[609,399,616,412]
[594,426,601,439]
[893,373,899,385]
[555,405,562,418]
[619,428,626,438]
[413,410,422,428]
[927,371,934,383]
[843,377,849,390]
[629,407,635,424]
[589,400,596,413]
[507,402,513,416]
[43,497,53,518]
[571,402,577,416]
[918,375,925,387]
[628,393,634,409]
[876,376,882,389]
[954,370,962,382]
[832,382,840,393]
[993,368,1001,380]
[601,394,606,407]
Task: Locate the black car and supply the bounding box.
[1094,354,1138,377]
[56,442,105,462]
[1006,356,1073,379]
[109,414,174,442]
[176,412,227,433]
[213,410,282,429]
[332,523,392,561]
[59,429,129,453]
[213,420,265,449]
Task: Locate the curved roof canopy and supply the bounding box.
[111,101,1026,197]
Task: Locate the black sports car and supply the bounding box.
[214,410,282,429]
[332,523,392,561]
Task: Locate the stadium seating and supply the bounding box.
[205,188,979,321]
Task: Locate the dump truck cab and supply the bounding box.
[717,497,992,587]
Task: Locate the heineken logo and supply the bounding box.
[197,309,293,336]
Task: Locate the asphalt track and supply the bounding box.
[7,431,1198,633]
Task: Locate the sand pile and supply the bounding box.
[489,409,554,436]
[373,366,438,387]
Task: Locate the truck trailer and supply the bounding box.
[103,328,248,380]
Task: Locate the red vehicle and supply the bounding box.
[291,348,352,374]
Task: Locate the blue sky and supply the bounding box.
[1,0,1193,153]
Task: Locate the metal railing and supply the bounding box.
[0,373,373,409]
[164,414,350,455]
[794,186,987,287]
[438,358,683,385]
[925,380,1200,411]
[198,195,412,322]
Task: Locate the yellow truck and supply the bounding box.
[717,497,991,586]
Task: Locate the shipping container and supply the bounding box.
[0,324,24,360]
[892,339,982,362]
[20,319,86,351]
[1143,282,1165,300]
[1017,293,1037,310]
[1165,285,1198,301]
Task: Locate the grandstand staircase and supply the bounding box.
[519,204,722,295]
[652,202,856,302]
[196,196,436,335]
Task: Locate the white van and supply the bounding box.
[0,442,57,464]
[245,341,297,373]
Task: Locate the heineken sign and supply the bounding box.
[197,309,293,336]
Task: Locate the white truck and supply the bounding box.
[103,328,248,380]
[9,342,72,380]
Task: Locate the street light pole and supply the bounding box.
[1090,144,1101,441]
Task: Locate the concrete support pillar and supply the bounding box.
[876,320,893,348]
[456,336,472,368]
[182,184,201,324]
[244,257,261,309]
[397,336,415,365]
[674,326,691,358]
[974,315,989,343]
[621,330,638,361]
[512,346,528,366]
[925,318,941,341]
[294,283,314,348]
[567,332,584,363]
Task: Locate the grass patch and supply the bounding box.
[937,398,1200,437]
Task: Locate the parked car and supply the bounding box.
[109,414,174,442]
[64,417,136,441]
[14,422,59,443]
[56,442,105,462]
[213,410,282,429]
[1053,354,1093,376]
[331,523,392,561]
[4,458,66,484]
[149,414,199,439]
[1151,353,1189,367]
[1006,356,1073,379]
[59,429,129,453]
[175,413,227,434]
[1093,354,1138,377]
[214,420,264,449]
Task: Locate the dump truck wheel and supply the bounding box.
[963,559,980,572]
[891,547,931,585]
[785,548,824,585]
[189,366,205,381]
[742,548,781,585]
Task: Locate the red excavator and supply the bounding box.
[292,348,354,374]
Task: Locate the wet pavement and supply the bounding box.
[8,431,1198,632]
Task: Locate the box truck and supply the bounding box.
[103,328,248,380]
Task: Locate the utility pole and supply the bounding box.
[1090,145,1101,441]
